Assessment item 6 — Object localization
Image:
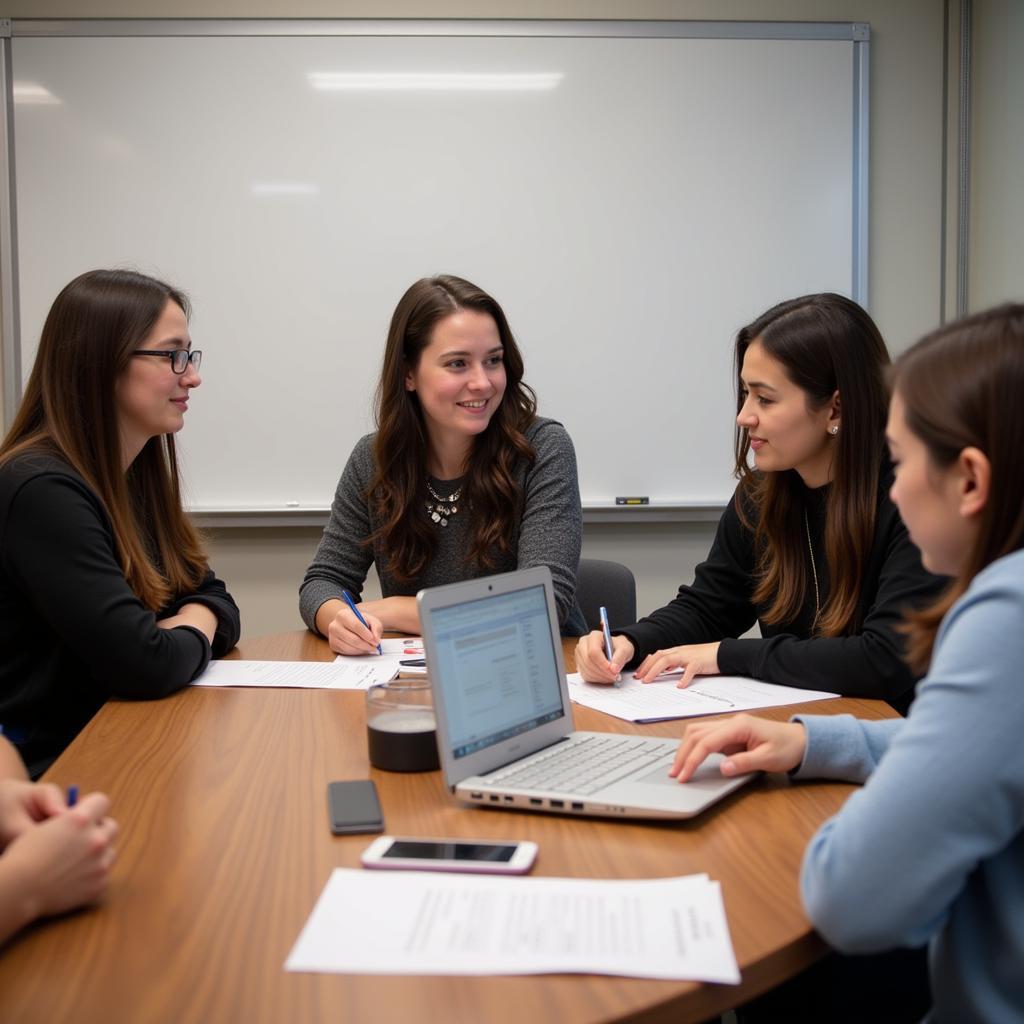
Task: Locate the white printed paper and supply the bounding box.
[330,637,427,679]
[193,659,400,690]
[567,672,838,722]
[378,638,424,656]
[285,869,739,983]
[377,638,427,677]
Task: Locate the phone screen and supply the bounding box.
[383,840,517,863]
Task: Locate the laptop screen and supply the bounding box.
[425,583,566,760]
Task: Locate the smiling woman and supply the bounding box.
[116,302,202,465]
[0,270,240,778]
[300,274,585,654]
[575,293,946,714]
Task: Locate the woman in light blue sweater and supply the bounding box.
[672,303,1024,1023]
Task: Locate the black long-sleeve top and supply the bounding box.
[618,471,948,714]
[0,454,241,777]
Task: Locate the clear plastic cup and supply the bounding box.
[365,678,440,772]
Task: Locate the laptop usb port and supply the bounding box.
[503,795,514,802]
[549,799,564,808]
[571,802,584,811]
[470,792,483,800]
[489,794,500,802]
[529,798,542,806]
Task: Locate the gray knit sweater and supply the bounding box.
[299,417,585,635]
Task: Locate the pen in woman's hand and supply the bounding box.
[341,590,383,655]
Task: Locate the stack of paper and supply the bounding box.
[285,868,739,983]
[193,638,428,691]
[567,671,838,723]
[377,637,427,678]
[193,659,400,690]
[378,638,424,658]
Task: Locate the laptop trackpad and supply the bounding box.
[637,754,728,787]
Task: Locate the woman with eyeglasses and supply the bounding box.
[575,293,945,713]
[300,274,585,654]
[0,269,240,778]
[670,304,1024,1022]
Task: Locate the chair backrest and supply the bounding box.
[575,558,637,632]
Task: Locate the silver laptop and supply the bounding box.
[418,567,755,819]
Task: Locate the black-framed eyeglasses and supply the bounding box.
[130,349,203,374]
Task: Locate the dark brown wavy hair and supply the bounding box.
[0,269,209,610]
[734,293,890,636]
[893,303,1024,672]
[368,275,537,581]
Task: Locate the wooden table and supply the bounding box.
[0,632,895,1024]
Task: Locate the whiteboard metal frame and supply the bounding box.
[0,23,21,427]
[956,0,972,316]
[0,18,870,524]
[8,19,868,41]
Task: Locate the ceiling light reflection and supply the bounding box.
[13,82,61,105]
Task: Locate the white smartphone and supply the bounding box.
[360,836,538,874]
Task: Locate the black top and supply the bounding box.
[618,470,948,714]
[0,453,241,777]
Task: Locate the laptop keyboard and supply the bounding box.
[480,734,674,796]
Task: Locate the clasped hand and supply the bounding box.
[0,779,118,925]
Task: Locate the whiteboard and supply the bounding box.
[2,20,868,513]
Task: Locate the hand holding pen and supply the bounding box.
[339,590,383,656]
[574,620,635,685]
[599,606,621,688]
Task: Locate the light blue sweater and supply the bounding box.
[794,547,1024,1024]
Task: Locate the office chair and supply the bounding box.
[575,558,638,632]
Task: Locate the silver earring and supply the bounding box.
[830,426,839,436]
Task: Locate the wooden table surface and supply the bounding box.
[0,632,895,1024]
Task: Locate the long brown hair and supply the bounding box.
[0,269,209,610]
[734,293,890,636]
[894,303,1024,672]
[368,275,537,581]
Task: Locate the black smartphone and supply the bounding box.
[327,780,384,835]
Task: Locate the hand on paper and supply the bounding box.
[0,779,67,847]
[669,713,807,783]
[574,631,635,684]
[634,641,721,687]
[327,602,385,656]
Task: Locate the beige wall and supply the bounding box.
[4,0,1009,639]
[969,0,1024,311]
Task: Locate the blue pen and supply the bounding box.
[599,606,620,687]
[67,785,79,808]
[341,590,383,655]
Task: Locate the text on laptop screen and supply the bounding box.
[427,584,565,759]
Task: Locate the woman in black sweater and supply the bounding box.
[0,270,240,777]
[576,294,945,713]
